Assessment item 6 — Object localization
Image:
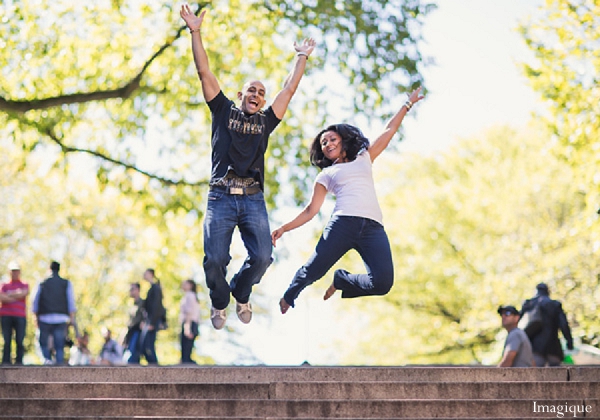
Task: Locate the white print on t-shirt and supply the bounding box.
[228,106,265,135]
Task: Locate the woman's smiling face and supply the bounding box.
[320,130,345,162]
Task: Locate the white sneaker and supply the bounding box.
[236,301,253,324]
[210,307,227,330]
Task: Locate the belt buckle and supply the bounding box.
[229,187,244,195]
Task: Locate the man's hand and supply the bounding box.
[271,38,317,118]
[294,38,316,57]
[180,4,206,31]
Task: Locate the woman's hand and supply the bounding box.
[183,323,194,339]
[271,227,286,247]
[407,86,425,106]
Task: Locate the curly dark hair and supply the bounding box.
[309,124,370,169]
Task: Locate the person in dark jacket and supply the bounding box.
[521,283,574,366]
[139,268,165,364]
[32,261,77,365]
[123,282,144,364]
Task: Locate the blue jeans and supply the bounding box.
[139,328,158,364]
[126,329,140,364]
[1,316,26,364]
[283,216,394,307]
[38,322,68,364]
[203,190,273,310]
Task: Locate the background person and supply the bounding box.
[0,261,29,365]
[497,305,534,367]
[139,268,165,364]
[69,330,91,366]
[521,283,574,366]
[98,327,123,365]
[123,282,144,364]
[32,261,77,365]
[179,279,200,364]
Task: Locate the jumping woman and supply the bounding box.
[272,87,424,314]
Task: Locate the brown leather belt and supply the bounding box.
[209,185,261,195]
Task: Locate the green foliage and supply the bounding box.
[0,0,433,363]
[0,0,433,212]
[0,135,211,364]
[337,1,600,365]
[519,0,600,347]
[341,126,599,365]
[519,0,600,184]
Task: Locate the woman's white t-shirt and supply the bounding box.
[315,150,383,225]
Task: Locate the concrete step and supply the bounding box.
[0,398,598,418]
[1,366,598,419]
[0,381,599,400]
[6,418,600,420]
[7,418,598,420]
[1,365,598,383]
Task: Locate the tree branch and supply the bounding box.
[3,4,211,187]
[414,330,497,358]
[0,20,191,113]
[386,295,462,324]
[43,127,207,187]
[436,229,482,276]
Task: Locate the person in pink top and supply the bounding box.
[272,88,424,314]
[0,261,30,364]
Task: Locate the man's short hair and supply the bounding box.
[145,268,155,277]
[50,261,60,272]
[536,282,549,294]
[130,282,140,291]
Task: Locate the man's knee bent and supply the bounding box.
[246,249,273,271]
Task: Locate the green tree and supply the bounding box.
[0,135,213,364]
[520,0,599,164]
[520,0,600,347]
[0,0,434,363]
[340,126,598,365]
[0,0,433,211]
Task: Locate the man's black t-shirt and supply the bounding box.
[207,91,281,189]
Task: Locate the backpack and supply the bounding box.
[519,297,545,339]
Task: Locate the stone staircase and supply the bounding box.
[0,366,598,419]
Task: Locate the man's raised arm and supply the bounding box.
[180,5,220,102]
[271,38,316,120]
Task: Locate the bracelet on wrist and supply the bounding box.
[404,100,413,111]
[189,28,200,34]
[297,52,309,58]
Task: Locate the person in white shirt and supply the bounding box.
[179,279,200,364]
[272,87,424,314]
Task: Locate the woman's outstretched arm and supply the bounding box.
[368,86,424,161]
[271,182,327,247]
